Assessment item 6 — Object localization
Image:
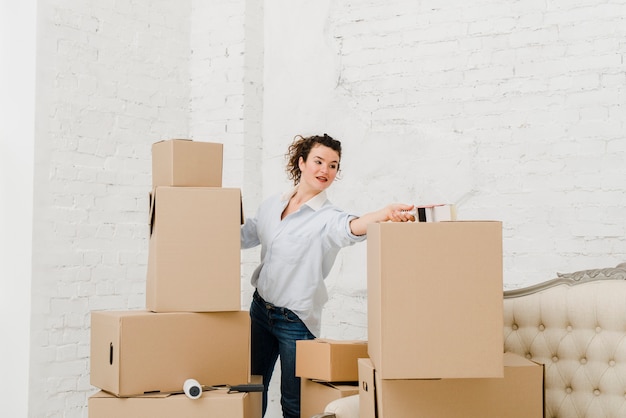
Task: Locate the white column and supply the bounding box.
[0,1,36,417]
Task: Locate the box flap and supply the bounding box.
[152,138,192,145]
[316,339,367,345]
[238,189,244,225]
[310,381,359,390]
[149,186,242,230]
[503,351,541,367]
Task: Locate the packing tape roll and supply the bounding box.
[183,378,202,399]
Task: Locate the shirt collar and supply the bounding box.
[281,186,328,211]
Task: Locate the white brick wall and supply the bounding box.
[31,1,191,416]
[189,0,271,411]
[25,0,626,416]
[322,0,626,289]
[189,0,264,302]
[263,0,626,387]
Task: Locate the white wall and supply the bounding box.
[0,2,36,417]
[20,0,626,417]
[262,2,626,411]
[188,0,273,411]
[30,1,191,416]
[189,0,264,304]
[263,0,626,296]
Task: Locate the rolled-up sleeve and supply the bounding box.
[325,210,367,249]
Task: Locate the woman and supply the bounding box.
[241,133,414,418]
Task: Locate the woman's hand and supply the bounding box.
[350,203,415,236]
[383,203,416,223]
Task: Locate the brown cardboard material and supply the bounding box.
[147,187,242,312]
[296,339,368,382]
[88,389,262,418]
[300,379,359,418]
[90,310,250,397]
[152,139,223,187]
[359,353,544,418]
[367,221,504,379]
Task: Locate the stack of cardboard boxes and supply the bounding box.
[295,339,369,417]
[88,139,261,418]
[360,221,544,417]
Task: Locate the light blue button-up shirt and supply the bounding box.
[241,188,366,336]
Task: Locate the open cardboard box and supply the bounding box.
[146,186,243,312]
[300,379,359,418]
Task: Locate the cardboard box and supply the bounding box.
[88,389,262,418]
[296,339,368,382]
[300,379,359,418]
[152,139,223,187]
[147,187,242,312]
[367,221,503,379]
[90,310,250,397]
[359,353,544,418]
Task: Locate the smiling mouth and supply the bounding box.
[316,176,328,182]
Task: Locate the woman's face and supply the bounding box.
[298,143,340,193]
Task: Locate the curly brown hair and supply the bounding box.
[285,133,342,185]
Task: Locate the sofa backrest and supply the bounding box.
[503,265,626,418]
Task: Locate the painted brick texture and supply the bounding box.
[29,0,625,417]
[31,1,191,417]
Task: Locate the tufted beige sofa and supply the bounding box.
[504,263,626,418]
[314,263,626,418]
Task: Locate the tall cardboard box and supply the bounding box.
[367,221,503,379]
[296,339,368,382]
[300,379,359,418]
[90,310,250,397]
[152,139,223,187]
[147,187,242,312]
[89,389,262,418]
[358,353,544,418]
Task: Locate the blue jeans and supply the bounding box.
[250,290,315,418]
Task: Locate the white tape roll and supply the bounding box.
[183,378,202,399]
